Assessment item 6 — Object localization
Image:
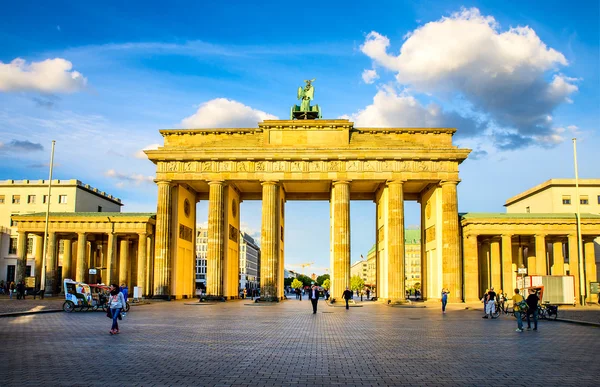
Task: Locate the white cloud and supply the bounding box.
[134,143,160,159]
[344,85,480,137]
[361,69,379,84]
[0,58,87,93]
[181,98,277,128]
[105,169,154,186]
[360,7,578,148]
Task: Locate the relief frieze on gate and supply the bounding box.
[158,160,457,174]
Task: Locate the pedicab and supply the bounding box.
[63,279,112,312]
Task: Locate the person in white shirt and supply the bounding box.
[309,283,323,314]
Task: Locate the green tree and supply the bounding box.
[296,274,313,287]
[322,278,331,290]
[284,277,294,287]
[291,278,303,289]
[350,275,365,292]
[414,282,421,291]
[316,274,330,286]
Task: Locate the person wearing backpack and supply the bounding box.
[511,288,526,332]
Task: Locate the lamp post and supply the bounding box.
[572,138,585,306]
[40,140,56,293]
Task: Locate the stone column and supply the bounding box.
[137,232,147,296]
[501,234,514,294]
[76,232,87,282]
[552,241,564,275]
[584,239,597,303]
[490,238,501,291]
[62,239,72,281]
[154,180,173,297]
[331,181,350,301]
[567,234,580,303]
[441,180,461,301]
[106,233,116,285]
[34,235,43,289]
[207,181,226,298]
[535,234,547,275]
[119,239,129,287]
[260,181,279,300]
[16,231,28,283]
[146,234,154,297]
[479,240,490,294]
[45,232,57,294]
[463,234,479,302]
[387,180,404,302]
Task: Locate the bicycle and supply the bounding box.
[537,303,558,320]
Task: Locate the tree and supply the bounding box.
[291,278,303,290]
[284,278,294,287]
[296,274,313,287]
[322,278,331,290]
[350,275,365,292]
[414,282,421,291]
[316,274,330,286]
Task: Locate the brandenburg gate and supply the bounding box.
[146,121,470,301]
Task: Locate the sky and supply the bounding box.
[1,0,598,274]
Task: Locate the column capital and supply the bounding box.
[501,234,513,239]
[465,233,478,240]
[155,179,174,186]
[138,231,148,237]
[535,234,547,238]
[440,179,460,186]
[386,179,406,186]
[332,180,350,186]
[77,231,86,237]
[208,180,226,186]
[261,180,279,186]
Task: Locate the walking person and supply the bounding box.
[483,287,496,318]
[16,281,26,300]
[342,287,353,310]
[511,288,525,332]
[309,283,322,314]
[366,289,371,300]
[526,289,539,331]
[108,284,125,335]
[441,288,450,313]
[9,281,15,299]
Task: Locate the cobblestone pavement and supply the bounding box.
[0,300,598,386]
[0,295,63,314]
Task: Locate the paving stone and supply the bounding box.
[0,300,598,386]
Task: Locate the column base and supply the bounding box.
[202,295,226,302]
[258,296,280,302]
[385,298,408,305]
[152,295,175,301]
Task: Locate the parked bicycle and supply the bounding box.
[538,303,558,320]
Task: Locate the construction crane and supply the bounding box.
[286,262,314,275]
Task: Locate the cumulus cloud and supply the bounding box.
[0,139,44,153]
[134,143,160,159]
[360,7,578,149]
[344,86,481,137]
[361,69,379,84]
[181,98,277,128]
[104,169,153,187]
[0,58,87,93]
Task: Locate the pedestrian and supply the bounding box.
[526,289,539,331]
[16,281,26,300]
[483,287,496,318]
[481,288,489,317]
[511,288,525,332]
[309,283,323,314]
[497,289,505,313]
[342,287,353,310]
[360,290,364,302]
[120,283,129,305]
[441,287,449,313]
[366,288,371,300]
[108,283,126,335]
[9,281,15,299]
[243,288,247,299]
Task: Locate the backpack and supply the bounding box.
[516,300,528,312]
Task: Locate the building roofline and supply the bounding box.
[0,179,123,206]
[504,179,600,207]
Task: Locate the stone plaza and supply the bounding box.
[1,300,598,386]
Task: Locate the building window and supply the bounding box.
[580,196,589,205]
[25,266,31,277]
[0,195,4,204]
[562,196,571,205]
[58,195,67,204]
[27,238,33,255]
[43,195,49,204]
[9,237,17,255]
[27,195,36,204]
[12,195,20,204]
[526,206,530,213]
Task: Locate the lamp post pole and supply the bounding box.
[40,140,56,293]
[572,138,585,306]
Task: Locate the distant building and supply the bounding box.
[405,228,421,290]
[239,231,260,291]
[350,259,368,284]
[195,228,208,291]
[366,245,376,290]
[0,179,122,284]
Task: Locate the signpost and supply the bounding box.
[518,266,527,296]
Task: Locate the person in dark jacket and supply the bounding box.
[16,281,26,300]
[526,289,539,330]
[309,284,322,314]
[342,287,353,310]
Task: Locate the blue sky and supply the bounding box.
[1,1,598,274]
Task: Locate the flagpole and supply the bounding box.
[572,138,585,306]
[40,140,56,293]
